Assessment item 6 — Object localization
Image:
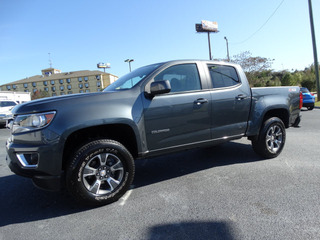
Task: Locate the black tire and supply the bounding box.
[307,106,314,110]
[251,117,286,159]
[66,139,135,206]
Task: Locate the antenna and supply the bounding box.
[48,53,52,68]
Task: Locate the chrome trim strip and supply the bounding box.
[16,153,38,168]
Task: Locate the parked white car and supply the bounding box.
[0,100,18,127]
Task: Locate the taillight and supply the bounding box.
[299,92,303,109]
[311,93,314,96]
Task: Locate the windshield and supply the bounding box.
[300,88,310,93]
[104,63,161,91]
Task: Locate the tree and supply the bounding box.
[231,51,274,73]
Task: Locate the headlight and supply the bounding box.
[12,111,56,134]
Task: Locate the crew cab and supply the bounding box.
[6,60,301,206]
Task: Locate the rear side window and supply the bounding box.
[208,65,240,88]
[154,64,201,93]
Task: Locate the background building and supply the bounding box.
[0,68,118,99]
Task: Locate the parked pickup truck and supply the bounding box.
[6,60,302,206]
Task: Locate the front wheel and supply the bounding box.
[307,106,314,110]
[66,139,135,206]
[251,117,286,159]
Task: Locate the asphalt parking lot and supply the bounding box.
[0,108,320,240]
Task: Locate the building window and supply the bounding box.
[68,91,73,94]
[67,85,72,90]
[7,85,11,90]
[60,92,65,95]
[97,88,101,92]
[59,79,64,84]
[60,86,64,91]
[97,82,101,87]
[52,93,57,96]
[66,78,71,83]
[24,89,29,92]
[96,75,100,80]
[33,88,38,93]
[44,87,49,92]
[84,76,88,81]
[43,81,48,86]
[24,83,28,88]
[79,90,84,93]
[52,86,56,92]
[79,83,83,89]
[85,89,90,93]
[32,82,37,87]
[51,80,55,85]
[85,83,89,88]
[78,77,82,82]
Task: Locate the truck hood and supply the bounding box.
[12,91,124,115]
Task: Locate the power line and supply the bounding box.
[231,0,285,45]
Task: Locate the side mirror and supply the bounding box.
[150,80,171,96]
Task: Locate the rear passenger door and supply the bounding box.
[207,64,251,139]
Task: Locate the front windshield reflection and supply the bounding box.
[104,63,161,91]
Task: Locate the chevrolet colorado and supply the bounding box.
[6,60,302,206]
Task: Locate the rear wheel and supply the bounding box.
[66,139,135,206]
[252,117,286,159]
[307,106,314,110]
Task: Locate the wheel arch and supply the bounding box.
[62,124,139,171]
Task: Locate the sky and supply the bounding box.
[0,0,319,85]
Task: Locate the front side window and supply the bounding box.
[154,64,201,93]
[208,65,240,88]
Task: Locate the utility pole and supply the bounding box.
[308,0,320,99]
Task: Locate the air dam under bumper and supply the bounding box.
[6,139,64,191]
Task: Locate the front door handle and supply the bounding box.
[194,98,208,105]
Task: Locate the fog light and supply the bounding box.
[16,153,39,168]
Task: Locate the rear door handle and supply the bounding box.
[236,94,247,100]
[194,98,208,105]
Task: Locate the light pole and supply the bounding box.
[224,37,230,62]
[124,59,134,72]
[308,0,320,99]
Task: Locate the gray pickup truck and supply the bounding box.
[6,60,301,206]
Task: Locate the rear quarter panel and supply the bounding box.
[246,86,300,136]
